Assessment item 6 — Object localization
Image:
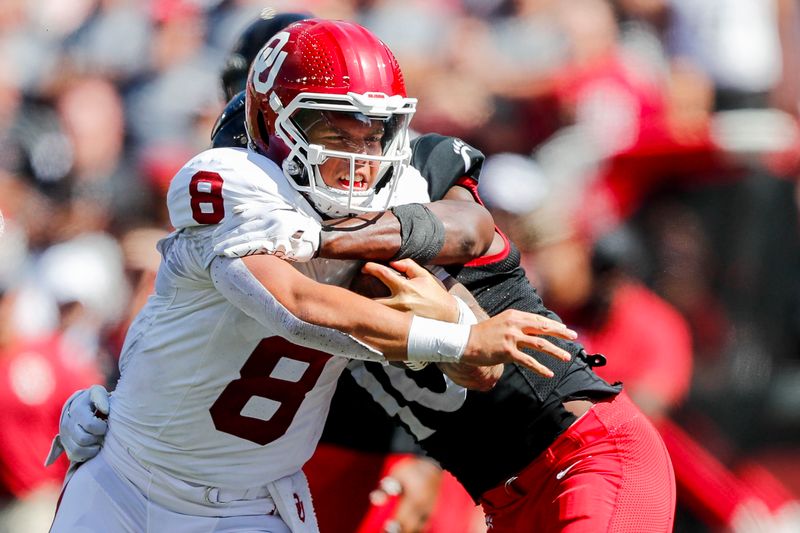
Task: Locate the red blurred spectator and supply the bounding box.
[306,445,485,533]
[0,290,103,532]
[520,222,798,531]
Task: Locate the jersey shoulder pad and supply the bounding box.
[166,147,315,230]
[410,134,485,201]
[386,165,431,207]
[210,91,247,149]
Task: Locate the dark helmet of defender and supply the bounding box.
[220,11,311,101]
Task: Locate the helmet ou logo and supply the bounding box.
[252,31,290,94]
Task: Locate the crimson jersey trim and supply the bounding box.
[454,176,512,268]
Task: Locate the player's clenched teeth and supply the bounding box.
[338,177,367,190]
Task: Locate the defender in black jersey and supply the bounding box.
[301,133,674,532]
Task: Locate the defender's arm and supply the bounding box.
[319,190,494,265]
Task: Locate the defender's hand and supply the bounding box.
[213,203,321,261]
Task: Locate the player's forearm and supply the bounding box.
[234,254,415,360]
[319,211,402,261]
[319,200,493,265]
[275,270,414,359]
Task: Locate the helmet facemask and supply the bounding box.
[271,91,416,217]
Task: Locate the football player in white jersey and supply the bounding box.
[49,20,577,533]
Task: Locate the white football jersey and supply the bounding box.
[108,147,429,489]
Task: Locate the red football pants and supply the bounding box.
[480,392,675,532]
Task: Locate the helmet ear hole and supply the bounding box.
[374,165,394,193]
[288,156,310,187]
[256,111,269,147]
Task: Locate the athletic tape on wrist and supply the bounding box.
[390,204,446,263]
[406,315,471,363]
[404,296,474,371]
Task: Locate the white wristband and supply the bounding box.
[454,296,478,325]
[406,315,471,363]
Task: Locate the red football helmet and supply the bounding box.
[245,19,417,216]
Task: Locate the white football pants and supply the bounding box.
[50,449,292,533]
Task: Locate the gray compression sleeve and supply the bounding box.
[210,257,385,361]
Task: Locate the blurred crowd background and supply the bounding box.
[1,0,800,532]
